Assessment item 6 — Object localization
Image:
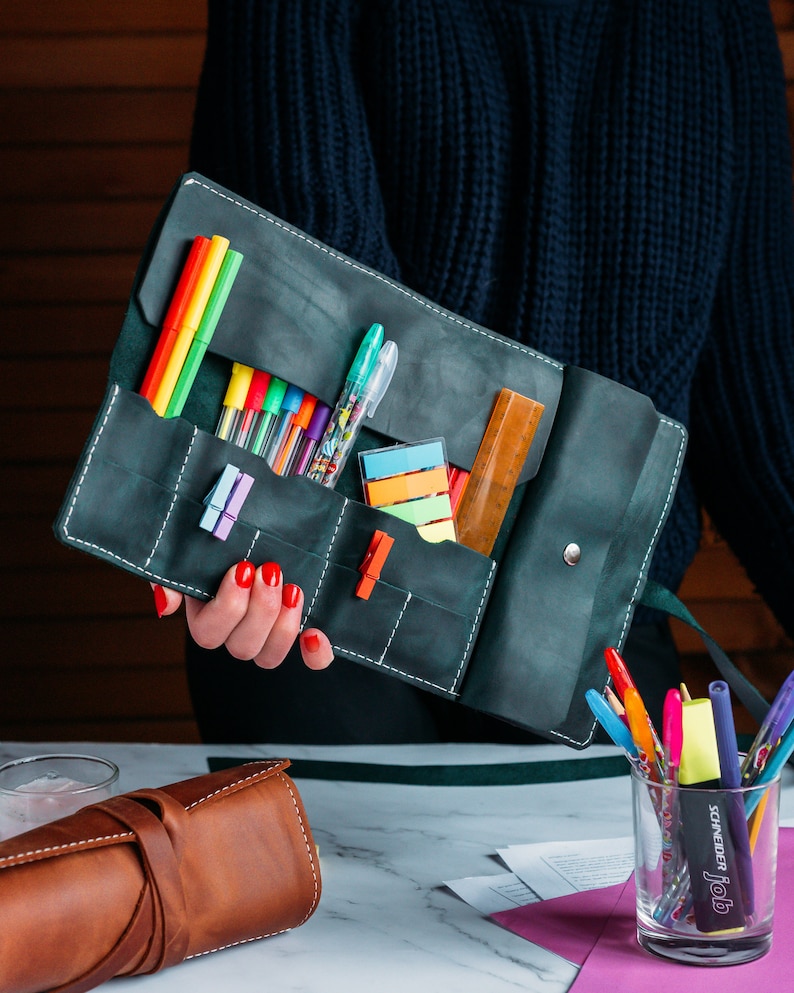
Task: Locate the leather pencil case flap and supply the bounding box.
[54,173,686,741]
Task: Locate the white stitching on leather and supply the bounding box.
[552,417,688,749]
[617,418,686,649]
[274,771,320,924]
[61,382,119,537]
[0,832,134,865]
[186,178,564,371]
[450,559,497,694]
[304,498,348,619]
[185,768,321,958]
[144,423,198,568]
[244,529,261,561]
[332,559,496,695]
[185,761,284,809]
[59,384,212,597]
[378,592,412,665]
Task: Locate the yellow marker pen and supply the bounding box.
[216,362,255,441]
[151,234,230,416]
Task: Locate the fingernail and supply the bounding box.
[301,632,321,653]
[153,585,168,618]
[282,583,301,609]
[261,561,282,587]
[235,560,256,589]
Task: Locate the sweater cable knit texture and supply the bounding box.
[191,0,794,638]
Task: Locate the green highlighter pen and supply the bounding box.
[164,249,244,418]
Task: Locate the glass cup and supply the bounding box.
[0,753,120,841]
[631,765,780,965]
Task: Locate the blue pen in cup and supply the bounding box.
[585,688,638,759]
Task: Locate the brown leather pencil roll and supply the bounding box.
[0,760,321,993]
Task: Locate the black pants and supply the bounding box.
[185,621,679,744]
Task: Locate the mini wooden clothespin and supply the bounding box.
[200,464,254,540]
[355,530,395,600]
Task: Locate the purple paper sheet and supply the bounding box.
[492,828,794,990]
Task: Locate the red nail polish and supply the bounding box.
[153,585,168,618]
[261,562,282,587]
[302,632,321,653]
[282,583,301,609]
[235,561,256,589]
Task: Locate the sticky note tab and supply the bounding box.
[360,440,446,480]
[417,519,457,543]
[380,494,453,527]
[365,466,449,508]
[359,438,457,544]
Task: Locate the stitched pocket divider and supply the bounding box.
[56,385,496,692]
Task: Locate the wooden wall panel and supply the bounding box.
[0,1,206,742]
[0,1,792,743]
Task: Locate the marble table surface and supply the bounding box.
[3,740,793,992]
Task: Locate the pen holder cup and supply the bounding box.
[630,766,781,966]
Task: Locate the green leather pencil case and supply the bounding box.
[54,173,687,746]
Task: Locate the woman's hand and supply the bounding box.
[151,560,334,670]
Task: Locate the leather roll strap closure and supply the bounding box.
[50,790,191,993]
[0,760,321,993]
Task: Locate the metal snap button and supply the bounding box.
[563,542,581,566]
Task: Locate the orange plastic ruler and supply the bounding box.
[454,388,545,556]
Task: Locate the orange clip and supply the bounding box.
[356,530,395,600]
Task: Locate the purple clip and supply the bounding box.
[213,471,254,540]
[200,463,240,533]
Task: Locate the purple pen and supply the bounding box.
[289,401,333,476]
[710,679,754,915]
[742,668,794,785]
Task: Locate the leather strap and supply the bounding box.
[49,790,190,993]
[640,579,770,724]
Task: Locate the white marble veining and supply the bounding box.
[2,741,792,992]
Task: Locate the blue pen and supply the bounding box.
[263,384,305,467]
[742,668,794,785]
[709,679,754,914]
[745,719,794,817]
[585,688,638,759]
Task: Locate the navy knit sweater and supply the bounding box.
[190,0,794,639]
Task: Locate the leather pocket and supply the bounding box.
[56,385,496,693]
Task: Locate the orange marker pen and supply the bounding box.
[152,234,230,416]
[624,687,662,782]
[140,235,212,403]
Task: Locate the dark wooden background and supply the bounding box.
[1,1,792,742]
